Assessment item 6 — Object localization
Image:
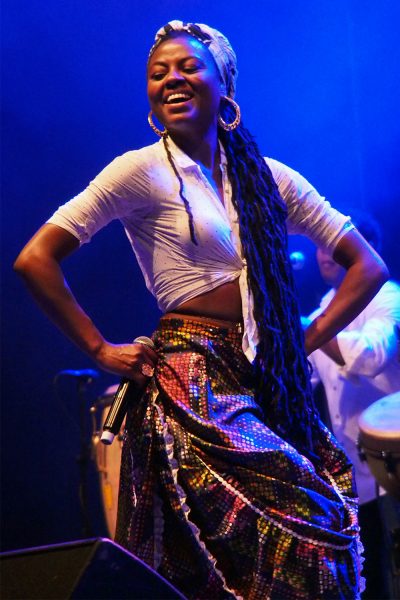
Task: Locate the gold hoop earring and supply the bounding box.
[218,96,241,131]
[148,111,167,137]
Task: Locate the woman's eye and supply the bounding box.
[150,72,165,81]
[184,63,201,73]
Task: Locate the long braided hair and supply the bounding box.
[163,111,320,460]
[219,102,319,459]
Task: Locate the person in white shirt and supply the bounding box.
[308,210,400,598]
[15,20,389,599]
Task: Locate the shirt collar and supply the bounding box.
[161,136,227,171]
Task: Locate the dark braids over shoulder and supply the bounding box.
[163,136,198,245]
[219,103,320,459]
[163,103,321,460]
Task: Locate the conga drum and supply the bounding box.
[358,392,400,499]
[91,384,124,538]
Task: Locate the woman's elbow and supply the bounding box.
[14,240,52,280]
[370,255,390,289]
[14,247,30,275]
[335,228,390,288]
[14,224,79,278]
[14,247,41,279]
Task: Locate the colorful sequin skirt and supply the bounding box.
[115,314,363,599]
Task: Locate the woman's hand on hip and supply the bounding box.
[94,340,158,386]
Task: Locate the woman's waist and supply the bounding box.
[156,309,244,354]
[171,278,243,322]
[154,268,242,314]
[161,311,243,332]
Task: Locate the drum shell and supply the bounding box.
[92,385,124,538]
[358,393,400,500]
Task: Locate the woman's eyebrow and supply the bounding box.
[148,60,168,68]
[150,55,205,68]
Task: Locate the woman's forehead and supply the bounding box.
[148,34,213,65]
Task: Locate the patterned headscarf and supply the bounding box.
[148,20,238,98]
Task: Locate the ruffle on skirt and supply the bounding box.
[115,314,364,599]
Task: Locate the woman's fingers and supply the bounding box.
[135,343,158,365]
[95,341,158,382]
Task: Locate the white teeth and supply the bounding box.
[165,93,191,104]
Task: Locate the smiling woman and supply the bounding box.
[147,34,222,142]
[14,18,389,600]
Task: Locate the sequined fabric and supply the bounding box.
[116,314,363,599]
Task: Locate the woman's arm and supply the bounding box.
[14,223,157,384]
[304,228,389,356]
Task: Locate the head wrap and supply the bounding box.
[148,20,238,98]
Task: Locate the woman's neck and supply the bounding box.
[169,127,219,171]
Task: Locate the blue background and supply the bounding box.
[2,0,399,551]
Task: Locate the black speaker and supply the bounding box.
[1,537,186,599]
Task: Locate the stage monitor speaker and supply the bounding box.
[1,537,186,599]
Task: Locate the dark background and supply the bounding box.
[2,0,399,551]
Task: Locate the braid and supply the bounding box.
[219,102,320,459]
[161,106,319,458]
[163,136,198,245]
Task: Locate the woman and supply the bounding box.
[15,20,388,599]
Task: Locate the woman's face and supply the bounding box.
[316,247,346,289]
[147,34,222,139]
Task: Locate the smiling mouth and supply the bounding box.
[164,93,193,105]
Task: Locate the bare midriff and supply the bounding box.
[173,278,243,322]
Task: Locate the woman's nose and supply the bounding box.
[165,70,185,87]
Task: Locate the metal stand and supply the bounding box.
[76,378,93,538]
[54,369,99,538]
[379,494,400,600]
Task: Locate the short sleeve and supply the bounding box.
[266,157,353,251]
[336,282,400,377]
[47,150,152,244]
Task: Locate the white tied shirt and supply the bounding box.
[309,281,400,503]
[48,138,351,361]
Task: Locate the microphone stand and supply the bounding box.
[55,369,99,538]
[76,377,92,538]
